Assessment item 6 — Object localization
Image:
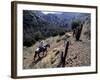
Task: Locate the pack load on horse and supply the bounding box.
[34,40,50,61]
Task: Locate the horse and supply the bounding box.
[34,43,50,60]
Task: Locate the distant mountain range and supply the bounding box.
[23,10,90,47]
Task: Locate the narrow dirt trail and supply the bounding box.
[28,39,65,68]
[23,31,91,69]
[23,35,63,69]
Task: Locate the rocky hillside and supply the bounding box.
[23,10,91,69]
[23,10,90,47]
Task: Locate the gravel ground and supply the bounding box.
[23,32,91,69]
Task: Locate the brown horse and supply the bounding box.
[34,44,50,60]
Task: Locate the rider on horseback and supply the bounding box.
[39,40,48,48]
[35,40,44,52]
[39,40,44,48]
[34,40,50,61]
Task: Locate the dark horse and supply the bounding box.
[34,44,50,61]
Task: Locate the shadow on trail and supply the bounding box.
[29,54,47,68]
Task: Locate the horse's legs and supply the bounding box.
[42,48,45,57]
[46,49,47,53]
[42,51,44,57]
[44,48,47,56]
[38,52,40,58]
[34,52,37,61]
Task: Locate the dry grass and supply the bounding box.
[23,23,91,69]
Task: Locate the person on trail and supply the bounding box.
[39,40,44,48]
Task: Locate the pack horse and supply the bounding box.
[34,43,50,60]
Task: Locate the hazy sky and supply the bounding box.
[42,11,62,14]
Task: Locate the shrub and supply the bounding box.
[71,20,81,30]
[59,31,65,36]
[52,31,58,37]
[34,31,44,41]
[23,38,36,47]
[56,39,61,43]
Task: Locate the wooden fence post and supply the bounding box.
[62,41,69,67]
[57,41,69,67]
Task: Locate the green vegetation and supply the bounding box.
[71,19,81,30]
[56,38,61,43]
[23,11,69,47]
[71,19,83,41]
[23,10,90,47]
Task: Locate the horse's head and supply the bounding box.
[47,44,50,48]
